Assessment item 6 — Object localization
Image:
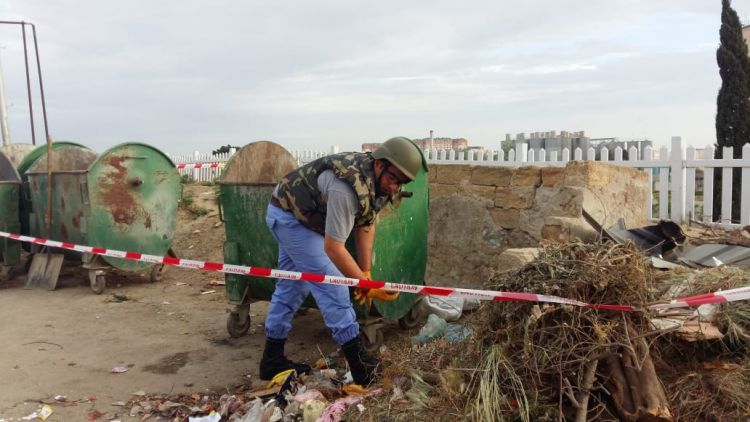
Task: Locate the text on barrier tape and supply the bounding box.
[0,231,744,311]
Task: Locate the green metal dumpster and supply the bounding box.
[25,142,181,293]
[0,150,22,282]
[219,141,429,351]
[16,142,90,244]
[219,141,300,337]
[360,146,429,336]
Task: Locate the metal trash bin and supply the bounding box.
[219,141,300,337]
[25,142,181,293]
[0,150,22,282]
[16,142,89,244]
[219,141,429,351]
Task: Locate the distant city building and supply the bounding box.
[362,137,468,152]
[507,130,589,159]
[507,130,652,160]
[412,137,468,151]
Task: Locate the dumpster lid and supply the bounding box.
[0,144,36,169]
[26,145,98,174]
[0,150,21,182]
[219,141,297,185]
[18,142,91,176]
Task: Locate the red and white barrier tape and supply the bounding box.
[1,230,745,312]
[0,231,636,311]
[648,285,750,310]
[175,162,223,169]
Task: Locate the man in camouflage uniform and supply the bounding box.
[260,137,426,386]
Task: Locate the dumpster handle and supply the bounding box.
[81,180,89,205]
[22,181,32,208]
[218,192,224,222]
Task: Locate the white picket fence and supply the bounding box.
[168,151,234,183]
[170,137,750,227]
[167,149,329,183]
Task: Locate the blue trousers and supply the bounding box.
[264,204,359,345]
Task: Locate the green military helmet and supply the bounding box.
[371,136,428,181]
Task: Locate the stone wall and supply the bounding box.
[425,161,649,289]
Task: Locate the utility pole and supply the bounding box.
[0,48,10,146]
[429,129,434,151]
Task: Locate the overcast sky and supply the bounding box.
[1,1,749,154]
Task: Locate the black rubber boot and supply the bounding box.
[342,337,380,386]
[259,337,311,380]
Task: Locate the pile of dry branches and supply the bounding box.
[472,241,669,421]
[354,240,750,421]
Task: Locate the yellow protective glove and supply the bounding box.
[354,270,372,306]
[354,270,400,307]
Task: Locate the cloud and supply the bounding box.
[0,0,745,151]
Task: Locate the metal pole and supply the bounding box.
[21,23,36,146]
[0,49,10,146]
[31,24,51,143]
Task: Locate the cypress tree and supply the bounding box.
[714,0,750,222]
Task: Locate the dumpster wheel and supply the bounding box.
[398,305,423,329]
[150,249,176,283]
[361,328,384,354]
[0,265,12,283]
[89,270,106,294]
[150,264,166,282]
[227,312,251,338]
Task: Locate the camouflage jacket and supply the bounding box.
[274,152,393,235]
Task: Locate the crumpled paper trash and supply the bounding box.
[411,314,447,344]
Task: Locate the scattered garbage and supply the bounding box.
[122,367,382,422]
[20,412,38,421]
[584,211,750,274]
[86,410,106,420]
[110,366,129,374]
[418,296,463,321]
[601,217,685,256]
[292,390,325,403]
[300,399,326,422]
[319,368,337,379]
[188,411,220,422]
[417,295,480,322]
[677,244,750,268]
[312,356,335,369]
[411,314,447,344]
[444,322,471,342]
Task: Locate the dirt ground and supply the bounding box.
[0,184,406,421]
